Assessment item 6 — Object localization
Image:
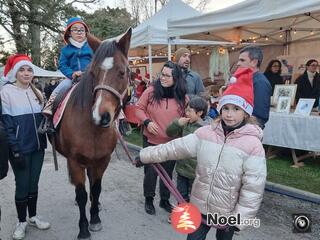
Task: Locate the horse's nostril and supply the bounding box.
[100,112,111,127]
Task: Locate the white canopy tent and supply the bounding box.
[167,0,320,54]
[130,0,234,80]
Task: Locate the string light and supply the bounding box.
[231,47,235,50]
[279,34,283,38]
[310,31,314,35]
[196,51,200,54]
[253,40,256,43]
[265,37,269,41]
[206,52,210,55]
[293,30,297,34]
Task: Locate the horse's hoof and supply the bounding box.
[77,230,91,240]
[77,237,91,240]
[89,222,102,232]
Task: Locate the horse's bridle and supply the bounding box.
[92,68,130,117]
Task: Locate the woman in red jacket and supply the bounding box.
[136,61,187,215]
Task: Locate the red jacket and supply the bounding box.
[135,86,185,145]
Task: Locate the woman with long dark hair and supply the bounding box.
[264,59,283,94]
[136,61,187,215]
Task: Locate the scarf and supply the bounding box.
[69,37,87,49]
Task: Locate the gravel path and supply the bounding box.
[0,145,318,240]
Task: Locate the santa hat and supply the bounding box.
[218,67,254,115]
[4,54,34,81]
[175,48,190,63]
[63,17,89,43]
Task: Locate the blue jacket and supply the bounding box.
[253,72,272,128]
[59,42,93,79]
[0,83,47,154]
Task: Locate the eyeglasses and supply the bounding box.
[160,73,173,78]
[70,28,86,34]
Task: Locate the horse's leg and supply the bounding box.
[87,160,108,232]
[69,159,91,240]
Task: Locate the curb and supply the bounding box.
[265,181,320,204]
[125,142,320,204]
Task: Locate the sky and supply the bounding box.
[0,0,246,51]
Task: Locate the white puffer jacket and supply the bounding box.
[140,122,266,230]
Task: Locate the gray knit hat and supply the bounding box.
[175,48,191,63]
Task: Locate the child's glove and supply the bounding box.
[133,156,144,168]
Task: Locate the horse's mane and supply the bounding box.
[69,40,118,110]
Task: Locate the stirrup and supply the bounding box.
[38,117,55,134]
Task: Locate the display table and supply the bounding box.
[263,110,320,167]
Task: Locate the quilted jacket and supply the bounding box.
[140,121,266,230]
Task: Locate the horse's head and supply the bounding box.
[88,29,132,128]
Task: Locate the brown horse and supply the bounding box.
[53,29,131,239]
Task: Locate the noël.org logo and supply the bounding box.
[292,213,311,233]
[171,203,261,234]
[206,213,260,228]
[170,203,201,234]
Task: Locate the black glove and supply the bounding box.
[11,152,26,170]
[134,156,144,168]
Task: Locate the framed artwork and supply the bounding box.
[294,98,315,116]
[276,96,291,113]
[273,84,297,106]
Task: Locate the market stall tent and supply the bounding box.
[168,0,320,54]
[130,0,234,80]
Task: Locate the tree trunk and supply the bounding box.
[8,0,27,53]
[28,1,41,65]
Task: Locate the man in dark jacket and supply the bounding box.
[237,45,272,129]
[175,48,205,97]
[295,59,320,107]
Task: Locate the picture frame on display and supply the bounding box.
[294,98,316,116]
[276,96,291,113]
[273,84,297,106]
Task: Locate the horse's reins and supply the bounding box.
[115,129,226,229]
[115,129,185,204]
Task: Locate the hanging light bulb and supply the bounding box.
[191,49,194,53]
[253,40,256,43]
[265,37,269,41]
[196,51,200,54]
[231,47,235,50]
[310,30,314,35]
[293,30,297,34]
[206,52,210,55]
[279,34,283,38]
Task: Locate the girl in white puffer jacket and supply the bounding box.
[136,68,267,240]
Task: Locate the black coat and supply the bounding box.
[0,102,9,180]
[295,71,320,107]
[264,72,283,94]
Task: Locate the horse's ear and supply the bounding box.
[87,33,102,53]
[116,28,132,57]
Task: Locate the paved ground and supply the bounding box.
[0,145,319,240]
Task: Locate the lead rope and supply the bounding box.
[115,128,227,229]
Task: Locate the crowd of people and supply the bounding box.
[0,14,319,240]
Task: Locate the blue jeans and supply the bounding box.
[177,174,194,202]
[52,79,72,95]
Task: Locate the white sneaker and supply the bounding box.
[12,222,27,240]
[28,216,50,230]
